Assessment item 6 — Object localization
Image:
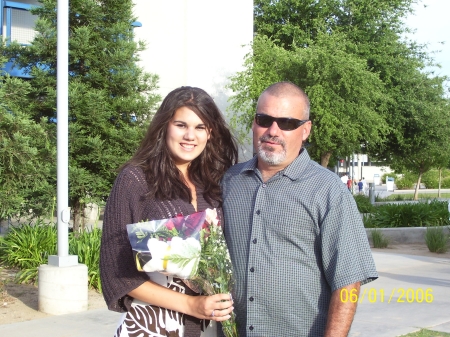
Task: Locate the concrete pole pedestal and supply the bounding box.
[38,263,88,315]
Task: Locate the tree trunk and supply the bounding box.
[438,168,442,198]
[413,172,423,201]
[71,198,85,234]
[320,151,332,168]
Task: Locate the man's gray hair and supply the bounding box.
[259,81,310,119]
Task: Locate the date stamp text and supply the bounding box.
[340,288,434,304]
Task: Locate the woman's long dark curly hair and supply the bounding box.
[127,86,238,205]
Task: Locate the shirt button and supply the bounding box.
[256,210,260,215]
[250,267,255,272]
[249,296,254,301]
[249,326,254,331]
[252,238,257,244]
[262,184,266,188]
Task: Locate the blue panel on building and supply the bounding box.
[2,61,32,78]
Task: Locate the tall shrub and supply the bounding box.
[363,201,450,228]
[0,220,57,284]
[0,221,103,291]
[425,227,449,253]
[0,70,56,221]
[0,0,160,230]
[69,227,102,292]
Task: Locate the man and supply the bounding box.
[221,82,378,336]
[346,176,353,192]
[340,173,349,185]
[358,179,364,194]
[362,177,368,195]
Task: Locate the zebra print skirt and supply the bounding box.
[114,274,217,337]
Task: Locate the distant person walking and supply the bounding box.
[362,177,368,195]
[358,179,364,194]
[341,173,349,185]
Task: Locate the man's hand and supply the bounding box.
[324,282,361,337]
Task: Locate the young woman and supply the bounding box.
[100,86,238,337]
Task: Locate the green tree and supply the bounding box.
[254,0,414,51]
[228,33,388,167]
[382,76,450,200]
[229,0,449,172]
[0,71,56,221]
[1,0,160,230]
[436,148,450,197]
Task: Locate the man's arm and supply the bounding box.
[324,282,361,337]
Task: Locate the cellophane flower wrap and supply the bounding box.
[126,208,238,337]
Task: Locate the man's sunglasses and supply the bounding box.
[254,113,309,131]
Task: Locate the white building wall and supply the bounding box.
[132,0,254,159]
[337,154,395,184]
[360,166,395,185]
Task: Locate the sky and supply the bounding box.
[404,0,450,79]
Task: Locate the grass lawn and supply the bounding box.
[400,329,450,337]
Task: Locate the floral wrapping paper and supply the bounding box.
[126,208,239,337]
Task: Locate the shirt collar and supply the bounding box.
[239,155,259,174]
[238,148,311,181]
[283,149,310,180]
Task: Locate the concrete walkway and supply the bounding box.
[1,252,449,337]
[0,307,121,337]
[350,252,450,337]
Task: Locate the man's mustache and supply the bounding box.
[259,135,286,147]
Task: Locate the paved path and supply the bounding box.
[350,252,450,337]
[1,252,449,337]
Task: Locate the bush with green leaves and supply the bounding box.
[420,171,439,189]
[362,214,376,228]
[421,169,450,189]
[425,226,449,253]
[0,221,102,292]
[442,178,450,188]
[363,200,450,228]
[394,171,417,190]
[371,229,389,248]
[0,220,57,284]
[379,194,411,202]
[353,195,374,213]
[380,173,391,184]
[389,169,450,190]
[69,228,102,292]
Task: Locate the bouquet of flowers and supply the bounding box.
[126,208,238,337]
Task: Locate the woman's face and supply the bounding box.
[166,106,210,171]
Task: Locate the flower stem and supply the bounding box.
[221,312,238,337]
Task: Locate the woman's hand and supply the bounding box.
[129,281,233,321]
[187,293,234,321]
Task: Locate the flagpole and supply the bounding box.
[38,0,88,315]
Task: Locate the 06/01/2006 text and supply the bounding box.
[340,288,433,304]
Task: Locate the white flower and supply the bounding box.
[165,237,201,279]
[142,238,169,272]
[205,208,219,226]
[142,237,201,278]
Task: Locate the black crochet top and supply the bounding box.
[100,165,221,337]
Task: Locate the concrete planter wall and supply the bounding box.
[365,227,428,245]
